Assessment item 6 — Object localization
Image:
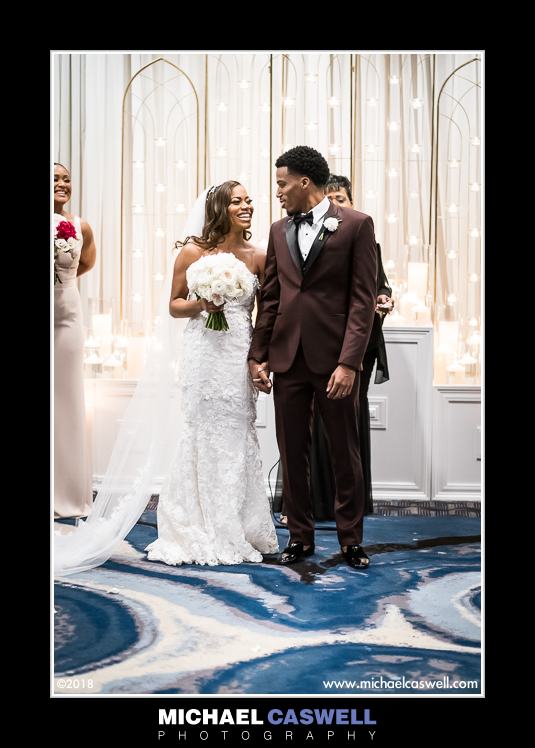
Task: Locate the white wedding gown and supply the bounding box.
[145,262,279,566]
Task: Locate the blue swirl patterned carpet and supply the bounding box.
[54,510,481,695]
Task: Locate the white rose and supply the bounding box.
[211,279,227,295]
[323,217,339,232]
[197,284,212,300]
[55,238,68,250]
[223,270,238,285]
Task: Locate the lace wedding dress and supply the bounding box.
[145,258,279,565]
[54,188,278,577]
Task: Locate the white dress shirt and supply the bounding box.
[297,196,331,261]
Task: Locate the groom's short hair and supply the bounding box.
[275,146,330,188]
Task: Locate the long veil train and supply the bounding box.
[54,189,209,576]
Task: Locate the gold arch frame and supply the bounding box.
[432,57,481,312]
[120,57,200,319]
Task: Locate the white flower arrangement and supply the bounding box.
[323,217,339,232]
[186,253,254,331]
[317,216,340,242]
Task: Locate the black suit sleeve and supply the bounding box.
[376,243,392,297]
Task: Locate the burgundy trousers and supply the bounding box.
[273,344,365,547]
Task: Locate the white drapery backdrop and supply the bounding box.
[53,51,481,382]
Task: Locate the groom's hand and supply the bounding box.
[326,365,356,400]
[249,359,272,394]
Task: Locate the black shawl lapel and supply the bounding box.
[284,218,303,275]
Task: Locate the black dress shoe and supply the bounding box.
[341,544,370,569]
[280,542,315,565]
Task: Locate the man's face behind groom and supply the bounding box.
[276,166,309,216]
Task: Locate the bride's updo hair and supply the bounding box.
[178,180,252,250]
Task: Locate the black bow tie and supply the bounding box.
[293,211,314,227]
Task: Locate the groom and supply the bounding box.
[248,146,377,568]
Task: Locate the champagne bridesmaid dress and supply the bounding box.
[54,214,92,518]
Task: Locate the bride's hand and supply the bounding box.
[200,298,225,313]
[249,359,272,394]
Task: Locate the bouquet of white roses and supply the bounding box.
[186,253,254,331]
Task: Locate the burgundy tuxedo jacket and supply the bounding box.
[249,201,377,374]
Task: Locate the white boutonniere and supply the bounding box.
[324,217,339,232]
[318,217,340,241]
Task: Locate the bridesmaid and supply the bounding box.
[54,163,96,518]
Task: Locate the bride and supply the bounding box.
[55,182,279,576]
